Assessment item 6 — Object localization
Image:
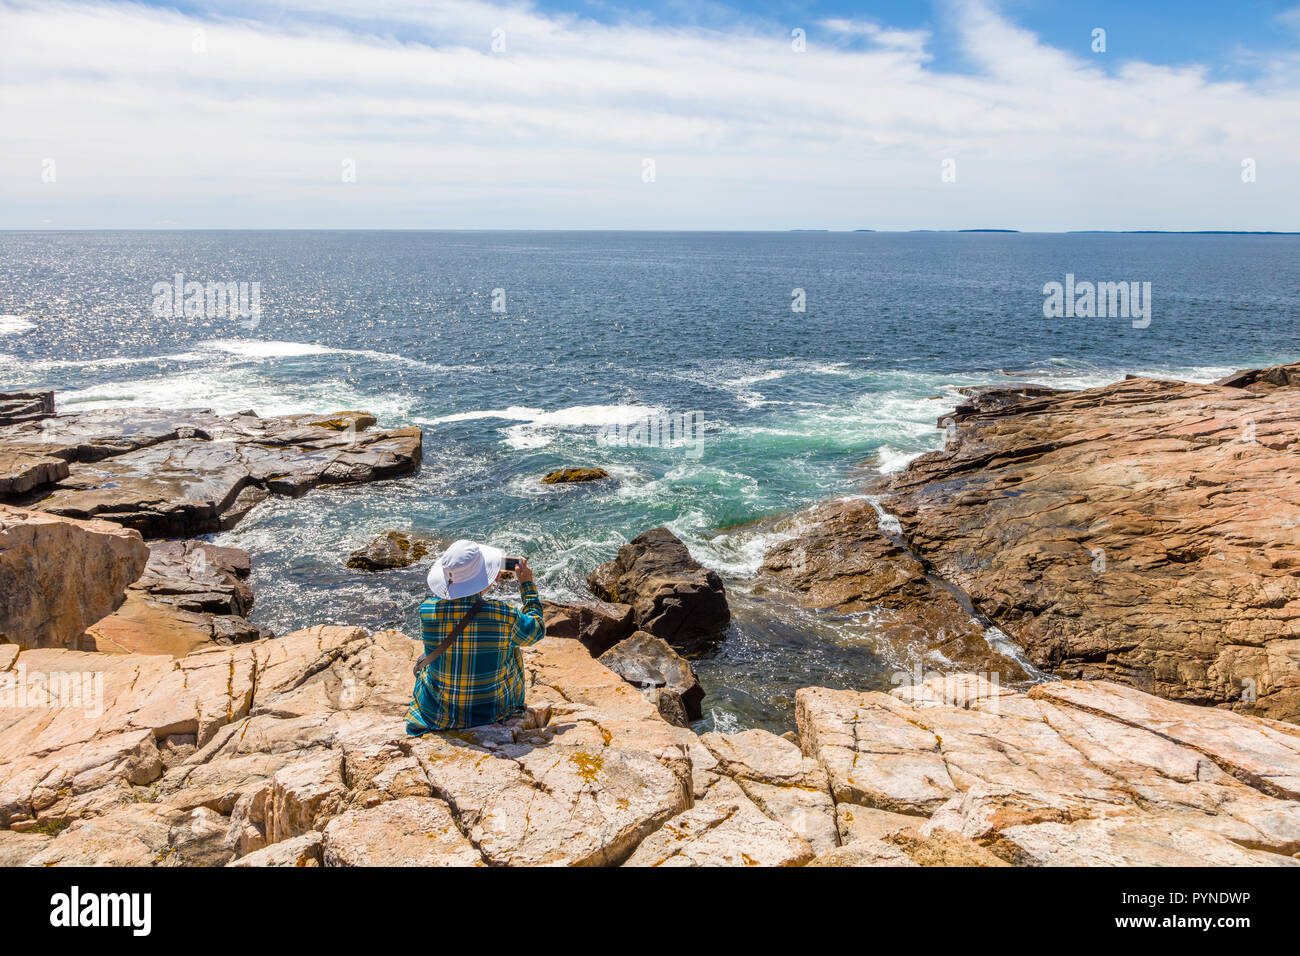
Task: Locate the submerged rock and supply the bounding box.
[587,527,730,652]
[346,530,436,571]
[541,467,610,484]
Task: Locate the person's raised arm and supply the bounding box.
[510,557,545,647]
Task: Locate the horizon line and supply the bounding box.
[1,228,1298,236]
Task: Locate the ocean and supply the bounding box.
[2,230,1297,731]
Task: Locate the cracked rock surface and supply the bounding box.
[3,624,1298,866]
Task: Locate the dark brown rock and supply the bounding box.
[945,383,1064,425]
[878,363,1300,721]
[1213,364,1300,392]
[0,391,53,426]
[759,498,1031,682]
[586,527,730,651]
[134,540,256,618]
[598,630,705,722]
[650,688,691,728]
[541,599,635,656]
[346,531,434,571]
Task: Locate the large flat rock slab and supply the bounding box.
[1,404,422,537]
[322,797,482,866]
[7,612,1300,866]
[623,799,814,867]
[797,674,1300,865]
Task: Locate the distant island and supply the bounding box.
[1068,230,1300,235]
[785,228,1295,235]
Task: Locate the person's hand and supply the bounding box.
[514,557,534,584]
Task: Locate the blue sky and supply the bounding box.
[2,0,1298,229]
[533,0,1300,77]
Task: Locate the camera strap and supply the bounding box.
[412,596,486,677]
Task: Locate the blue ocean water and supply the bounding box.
[1,231,1297,730]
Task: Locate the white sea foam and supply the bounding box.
[670,491,870,581]
[419,406,543,425]
[0,315,35,335]
[864,495,904,536]
[195,338,476,374]
[707,709,743,733]
[501,404,667,450]
[25,352,206,372]
[875,445,925,474]
[57,368,416,420]
[983,625,1050,681]
[674,358,861,407]
[1020,357,1240,391]
[200,339,337,359]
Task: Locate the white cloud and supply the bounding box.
[1,0,1297,229]
[819,17,931,57]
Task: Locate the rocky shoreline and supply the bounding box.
[2,627,1297,866]
[762,363,1300,723]
[2,364,1299,866]
[1,396,422,655]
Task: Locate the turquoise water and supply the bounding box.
[2,230,1297,729]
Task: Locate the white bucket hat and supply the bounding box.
[427,539,504,600]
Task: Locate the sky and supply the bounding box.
[1,0,1298,230]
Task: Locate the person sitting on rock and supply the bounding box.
[406,540,545,734]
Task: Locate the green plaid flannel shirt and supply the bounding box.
[406,582,546,734]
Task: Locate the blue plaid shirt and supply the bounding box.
[406,582,546,734]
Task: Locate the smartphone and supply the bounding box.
[502,557,521,572]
